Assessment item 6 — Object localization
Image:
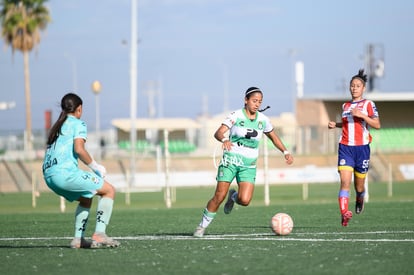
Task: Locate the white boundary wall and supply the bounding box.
[107,165,340,192]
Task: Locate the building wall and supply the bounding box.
[296,100,330,126]
[374,101,414,127]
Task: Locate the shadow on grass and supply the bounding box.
[0,244,69,249]
[131,232,194,236]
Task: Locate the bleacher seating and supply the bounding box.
[118,140,196,153]
[370,128,414,152]
[160,140,196,153]
[118,140,151,152]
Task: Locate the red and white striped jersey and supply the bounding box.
[339,99,379,146]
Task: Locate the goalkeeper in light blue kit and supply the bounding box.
[42,93,119,248]
[194,87,294,237]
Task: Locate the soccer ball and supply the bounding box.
[271,213,294,236]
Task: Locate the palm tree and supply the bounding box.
[0,0,50,151]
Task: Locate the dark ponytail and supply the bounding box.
[46,93,83,145]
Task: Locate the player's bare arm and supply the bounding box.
[74,138,93,165]
[265,131,293,165]
[328,121,342,129]
[214,124,232,151]
[350,109,381,129]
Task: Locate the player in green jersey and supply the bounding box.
[194,87,294,237]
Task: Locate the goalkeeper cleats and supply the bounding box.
[70,237,93,249]
[91,232,120,248]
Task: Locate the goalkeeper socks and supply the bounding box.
[95,197,114,233]
[199,208,217,228]
[74,205,90,238]
[338,190,350,215]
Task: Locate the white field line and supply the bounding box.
[1,231,413,242]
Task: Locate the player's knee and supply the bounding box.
[99,182,116,198]
[108,183,116,197]
[79,197,93,208]
[237,197,251,206]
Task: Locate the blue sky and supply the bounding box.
[1,0,413,131]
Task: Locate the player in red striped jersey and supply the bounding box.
[328,69,381,226]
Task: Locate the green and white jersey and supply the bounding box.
[221,109,273,168]
[42,115,88,177]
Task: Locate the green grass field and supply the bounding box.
[1,182,413,275]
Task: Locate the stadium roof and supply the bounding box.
[302,91,414,102]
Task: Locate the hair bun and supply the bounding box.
[352,69,368,83]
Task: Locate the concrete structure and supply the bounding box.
[111,112,296,155]
[295,91,414,155]
[112,118,201,146]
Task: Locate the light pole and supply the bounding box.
[64,53,78,92]
[91,80,102,160]
[365,43,385,92]
[127,0,138,205]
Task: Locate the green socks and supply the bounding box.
[199,208,217,228]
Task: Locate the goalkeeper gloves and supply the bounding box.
[88,160,107,178]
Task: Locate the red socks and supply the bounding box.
[338,196,349,215]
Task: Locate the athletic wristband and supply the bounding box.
[283,150,290,156]
[221,137,229,143]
